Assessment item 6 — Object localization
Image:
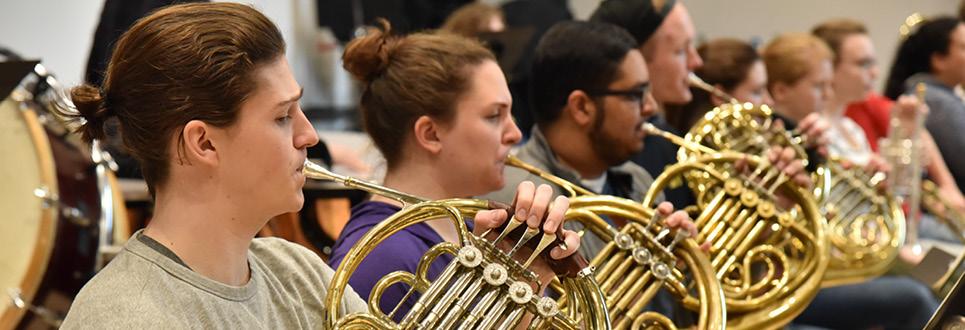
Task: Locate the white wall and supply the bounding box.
[1,0,960,105]
[685,0,959,91]
[0,0,352,109]
[0,0,102,87]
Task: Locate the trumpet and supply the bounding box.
[504,155,726,330]
[880,83,926,253]
[303,160,611,329]
[640,123,827,330]
[684,74,905,287]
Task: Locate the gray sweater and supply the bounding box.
[906,73,965,190]
[483,127,663,259]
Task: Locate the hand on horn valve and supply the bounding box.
[839,154,891,192]
[472,181,581,290]
[734,146,812,209]
[765,145,813,190]
[796,112,830,157]
[653,201,706,251]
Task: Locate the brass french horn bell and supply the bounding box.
[685,74,904,287]
[641,122,829,330]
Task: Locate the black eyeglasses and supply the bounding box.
[586,84,651,104]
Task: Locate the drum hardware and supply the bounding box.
[1,60,130,328]
[31,179,92,228]
[92,134,123,269]
[33,186,58,209]
[31,184,90,227]
[7,289,62,328]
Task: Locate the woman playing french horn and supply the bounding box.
[327,18,598,322]
[670,31,938,330]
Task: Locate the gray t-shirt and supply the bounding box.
[61,230,367,329]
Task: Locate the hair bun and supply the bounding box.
[342,18,398,83]
[70,84,112,142]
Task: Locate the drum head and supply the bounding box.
[0,96,58,327]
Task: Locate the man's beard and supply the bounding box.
[588,104,633,167]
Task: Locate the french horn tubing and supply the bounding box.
[685,74,904,287]
[504,155,726,330]
[641,123,828,330]
[921,180,965,243]
[303,160,611,329]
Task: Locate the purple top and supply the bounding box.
[329,201,472,321]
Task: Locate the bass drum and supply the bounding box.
[0,93,60,328]
[1,84,130,329]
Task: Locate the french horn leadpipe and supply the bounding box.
[639,123,828,330]
[302,160,611,329]
[504,155,726,330]
[685,73,905,287]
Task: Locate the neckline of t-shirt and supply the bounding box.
[124,229,261,302]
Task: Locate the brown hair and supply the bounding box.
[959,0,965,21]
[696,38,760,91]
[342,20,494,167]
[811,18,868,63]
[441,2,503,38]
[665,38,759,131]
[65,2,285,196]
[763,33,831,90]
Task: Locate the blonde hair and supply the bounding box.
[763,33,832,90]
[812,18,868,63]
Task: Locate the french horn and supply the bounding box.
[641,124,828,330]
[684,74,904,287]
[505,155,726,330]
[302,160,611,329]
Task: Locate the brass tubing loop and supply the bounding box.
[684,75,904,287]
[505,155,726,330]
[304,160,611,329]
[641,123,829,330]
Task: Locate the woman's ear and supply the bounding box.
[179,120,219,166]
[412,115,443,154]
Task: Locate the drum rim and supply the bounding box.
[0,100,60,327]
